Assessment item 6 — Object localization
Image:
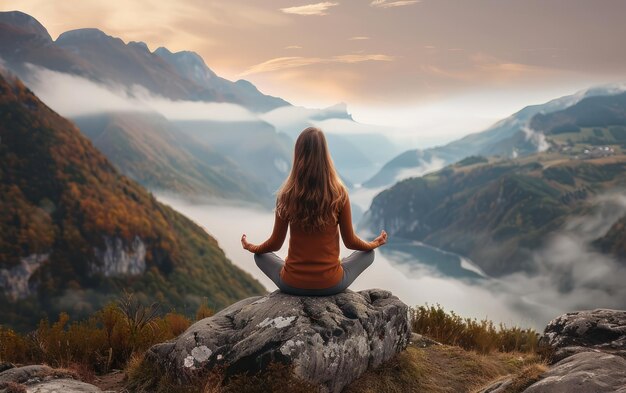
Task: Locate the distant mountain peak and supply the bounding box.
[153,46,172,56]
[154,47,205,63]
[57,28,120,44]
[234,79,259,91]
[326,101,350,113]
[0,11,291,112]
[0,10,52,42]
[310,101,353,121]
[155,46,219,86]
[128,41,150,53]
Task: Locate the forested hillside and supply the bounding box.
[0,74,265,331]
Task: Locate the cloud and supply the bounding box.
[279,2,339,16]
[370,0,420,8]
[419,53,554,84]
[521,126,550,152]
[285,45,303,49]
[395,155,445,182]
[238,54,395,77]
[374,191,626,328]
[24,64,391,132]
[490,193,626,325]
[349,36,370,40]
[24,64,259,122]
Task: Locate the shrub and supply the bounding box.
[0,294,191,374]
[195,298,215,321]
[409,304,539,354]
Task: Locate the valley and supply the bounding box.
[1,8,626,337]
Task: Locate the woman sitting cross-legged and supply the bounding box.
[241,126,387,296]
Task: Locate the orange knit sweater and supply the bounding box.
[248,196,375,289]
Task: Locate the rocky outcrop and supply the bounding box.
[539,308,626,362]
[480,308,626,393]
[0,254,48,300]
[0,365,104,393]
[146,289,411,393]
[523,352,626,393]
[92,236,146,277]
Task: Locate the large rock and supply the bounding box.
[523,351,626,393]
[480,309,626,393]
[27,379,104,393]
[539,309,626,362]
[0,365,103,393]
[147,289,411,393]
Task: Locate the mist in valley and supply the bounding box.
[10,56,626,332]
[154,189,626,331]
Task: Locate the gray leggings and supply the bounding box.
[254,250,375,296]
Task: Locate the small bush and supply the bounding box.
[409,304,539,354]
[0,295,191,375]
[195,298,214,321]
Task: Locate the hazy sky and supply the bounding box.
[2,0,626,139]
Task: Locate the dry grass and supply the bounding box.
[195,298,215,321]
[208,363,318,393]
[126,353,317,393]
[124,353,203,393]
[0,300,193,374]
[410,304,540,354]
[473,363,548,393]
[3,382,27,393]
[345,344,541,393]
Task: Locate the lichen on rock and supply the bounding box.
[146,288,411,393]
[539,308,626,362]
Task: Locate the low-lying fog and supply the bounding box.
[156,194,532,329]
[157,190,626,331]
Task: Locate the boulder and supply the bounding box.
[480,309,626,393]
[0,365,103,393]
[539,309,626,362]
[0,365,58,387]
[147,289,411,393]
[523,351,626,393]
[27,379,104,393]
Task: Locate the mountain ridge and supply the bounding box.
[73,111,275,206]
[0,72,265,331]
[364,84,626,189]
[0,10,289,112]
[361,152,626,276]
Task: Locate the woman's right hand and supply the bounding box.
[241,234,253,252]
[371,230,388,248]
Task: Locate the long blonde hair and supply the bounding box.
[276,127,347,232]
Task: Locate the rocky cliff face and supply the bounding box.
[92,236,146,277]
[0,254,48,300]
[144,289,411,393]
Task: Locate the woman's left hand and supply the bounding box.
[371,230,388,248]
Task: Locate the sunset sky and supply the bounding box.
[2,0,626,141]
